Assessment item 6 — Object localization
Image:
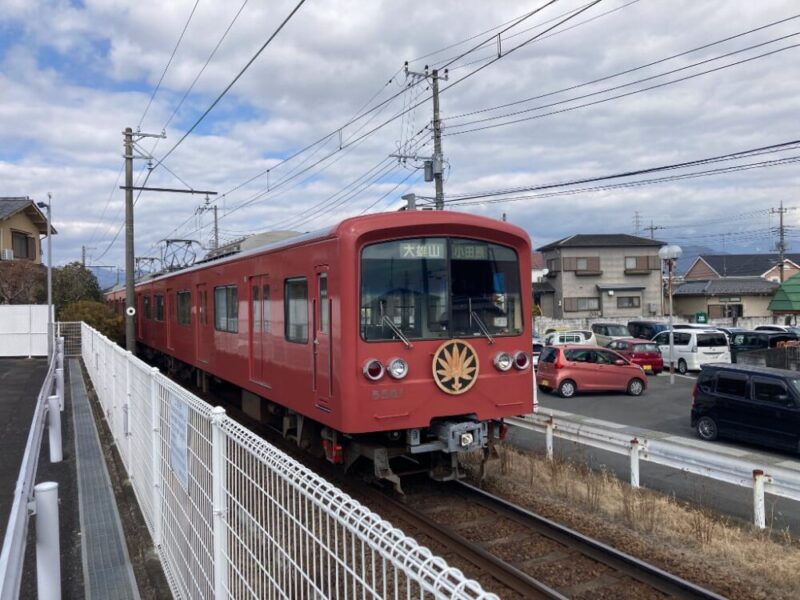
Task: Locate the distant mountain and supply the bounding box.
[89,267,123,291]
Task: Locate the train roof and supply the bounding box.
[134,211,530,287]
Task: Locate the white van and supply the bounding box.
[545,330,597,346]
[652,329,730,374]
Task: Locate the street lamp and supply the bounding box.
[658,244,683,384]
[37,196,53,359]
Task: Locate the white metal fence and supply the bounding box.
[0,341,60,598]
[0,305,51,357]
[81,323,496,599]
[509,411,800,528]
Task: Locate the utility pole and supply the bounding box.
[196,195,220,250]
[643,221,663,240]
[771,201,788,282]
[633,211,642,235]
[122,127,166,352]
[391,64,449,210]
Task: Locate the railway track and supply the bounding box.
[353,479,726,600]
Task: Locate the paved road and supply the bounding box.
[506,372,800,533]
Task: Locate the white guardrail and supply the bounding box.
[0,340,65,599]
[81,323,496,599]
[508,411,800,529]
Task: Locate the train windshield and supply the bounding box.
[360,237,522,341]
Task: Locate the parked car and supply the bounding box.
[691,363,800,452]
[627,320,669,341]
[716,327,749,342]
[537,345,647,397]
[606,338,664,374]
[591,322,631,346]
[729,331,799,362]
[651,329,730,374]
[755,324,800,336]
[544,330,597,346]
[532,337,544,368]
[673,323,720,330]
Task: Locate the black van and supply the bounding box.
[729,331,798,362]
[627,320,669,341]
[691,363,800,453]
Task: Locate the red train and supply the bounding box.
[109,211,534,488]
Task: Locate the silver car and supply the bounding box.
[591,322,631,346]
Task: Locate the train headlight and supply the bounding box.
[387,357,408,379]
[513,351,530,370]
[493,352,513,372]
[363,359,385,381]
[460,432,474,447]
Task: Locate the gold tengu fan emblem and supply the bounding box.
[432,340,479,395]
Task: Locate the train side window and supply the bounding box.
[214,285,239,333]
[177,291,191,326]
[144,295,151,319]
[319,274,329,334]
[263,286,270,334]
[252,286,261,333]
[285,278,308,343]
[155,294,164,321]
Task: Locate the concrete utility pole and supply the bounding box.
[122,127,167,352]
[772,201,787,282]
[392,64,449,210]
[644,221,663,240]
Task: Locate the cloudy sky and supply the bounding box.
[1,0,799,274]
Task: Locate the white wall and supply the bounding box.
[0,305,50,357]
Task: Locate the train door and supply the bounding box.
[196,284,210,363]
[166,288,174,350]
[249,275,270,385]
[313,268,332,401]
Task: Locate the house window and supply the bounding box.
[625,256,637,270]
[284,278,308,343]
[11,231,34,260]
[155,294,165,321]
[177,291,191,325]
[563,297,600,312]
[214,285,239,333]
[617,296,641,308]
[576,257,588,270]
[563,256,600,272]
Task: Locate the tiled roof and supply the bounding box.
[0,197,32,220]
[698,254,800,277]
[674,278,779,296]
[537,234,664,252]
[531,251,545,269]
[533,281,555,293]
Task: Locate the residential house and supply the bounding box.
[0,197,54,264]
[531,251,546,282]
[673,254,793,319]
[536,234,665,319]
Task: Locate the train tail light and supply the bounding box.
[387,358,408,379]
[513,351,530,370]
[493,352,513,371]
[363,359,385,381]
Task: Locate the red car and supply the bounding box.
[606,338,664,375]
[537,345,647,397]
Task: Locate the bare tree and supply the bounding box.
[0,261,45,304]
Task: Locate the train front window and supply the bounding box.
[360,238,522,341]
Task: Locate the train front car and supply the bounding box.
[335,212,533,489]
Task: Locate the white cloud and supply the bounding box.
[0,0,798,269]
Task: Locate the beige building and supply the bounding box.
[536,234,665,319]
[0,197,53,264]
[673,254,788,319]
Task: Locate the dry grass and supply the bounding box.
[462,444,800,600]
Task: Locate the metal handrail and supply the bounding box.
[0,356,57,598]
[508,411,800,527]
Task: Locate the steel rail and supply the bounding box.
[452,481,727,599]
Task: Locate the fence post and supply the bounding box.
[629,438,640,488]
[56,337,64,370]
[753,469,766,529]
[545,416,554,461]
[34,482,60,600]
[150,367,162,548]
[211,406,228,599]
[55,368,64,412]
[47,395,62,463]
